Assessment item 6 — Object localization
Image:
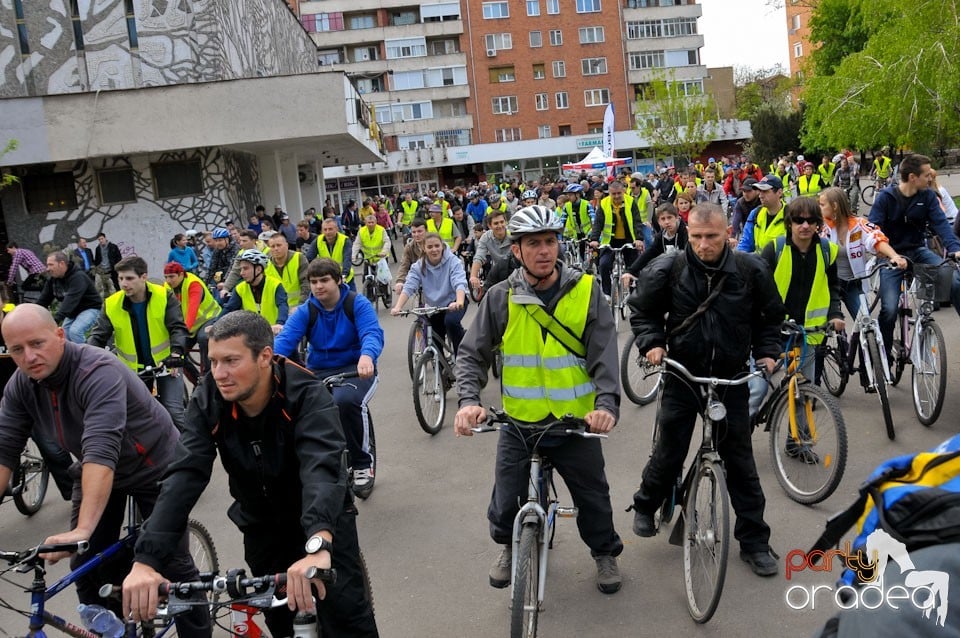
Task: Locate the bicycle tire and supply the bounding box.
[186,519,221,615]
[510,523,540,638]
[618,279,628,322]
[767,383,847,505]
[412,350,445,435]
[620,333,660,406]
[610,282,620,332]
[819,338,848,398]
[358,549,375,613]
[650,397,678,531]
[912,320,947,426]
[12,439,49,516]
[890,312,907,386]
[682,457,729,624]
[407,321,427,381]
[470,282,484,303]
[865,332,895,439]
[861,184,875,206]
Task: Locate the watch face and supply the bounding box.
[306,537,321,553]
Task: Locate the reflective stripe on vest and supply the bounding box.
[167,272,219,336]
[563,199,591,237]
[773,238,838,345]
[874,157,892,178]
[599,194,637,244]
[501,275,596,421]
[104,282,171,370]
[798,175,822,196]
[236,276,282,324]
[316,233,354,284]
[427,217,455,248]
[401,200,419,225]
[359,225,386,261]
[265,253,304,307]
[752,205,786,253]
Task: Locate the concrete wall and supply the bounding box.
[0,146,261,272]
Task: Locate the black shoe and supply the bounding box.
[632,509,656,538]
[740,550,778,577]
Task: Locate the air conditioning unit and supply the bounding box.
[486,48,497,57]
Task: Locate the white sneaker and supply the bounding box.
[353,468,375,499]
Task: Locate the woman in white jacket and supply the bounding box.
[819,187,906,316]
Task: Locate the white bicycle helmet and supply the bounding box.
[508,205,563,242]
[521,189,538,201]
[211,227,230,239]
[237,249,269,268]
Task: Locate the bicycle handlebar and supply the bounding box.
[0,541,89,566]
[661,357,762,388]
[100,566,337,601]
[470,407,608,439]
[321,371,360,388]
[398,306,448,317]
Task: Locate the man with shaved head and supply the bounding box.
[0,304,210,636]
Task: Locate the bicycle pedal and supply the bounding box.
[556,506,578,518]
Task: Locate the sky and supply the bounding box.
[699,0,790,75]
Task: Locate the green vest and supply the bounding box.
[798,174,822,197]
[773,238,838,345]
[427,217,455,248]
[167,272,219,336]
[874,157,892,178]
[400,200,419,225]
[501,275,596,421]
[105,282,171,370]
[235,276,282,324]
[817,162,836,185]
[358,225,386,261]
[563,199,592,238]
[752,205,786,253]
[317,233,354,284]
[599,194,637,244]
[265,252,304,307]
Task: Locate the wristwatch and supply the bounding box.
[304,535,333,556]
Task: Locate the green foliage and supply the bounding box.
[802,0,960,155]
[748,104,803,169]
[734,65,793,121]
[808,0,870,77]
[634,70,717,164]
[0,140,18,191]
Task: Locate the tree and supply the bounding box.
[807,0,871,77]
[802,0,960,156]
[634,70,717,164]
[745,104,803,170]
[0,140,18,190]
[734,65,792,121]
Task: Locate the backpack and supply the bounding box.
[810,433,960,588]
[307,291,357,335]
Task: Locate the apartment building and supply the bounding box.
[785,0,814,102]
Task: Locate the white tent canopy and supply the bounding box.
[561,147,633,172]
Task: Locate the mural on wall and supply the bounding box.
[0,0,317,98]
[1,147,261,274]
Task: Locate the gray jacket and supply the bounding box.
[455,263,620,420]
[472,229,512,266]
[0,342,178,491]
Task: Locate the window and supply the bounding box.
[533,63,545,79]
[489,66,516,83]
[492,96,519,114]
[485,33,513,50]
[555,91,569,109]
[559,125,572,136]
[791,14,801,31]
[434,129,472,146]
[355,76,386,93]
[626,17,697,39]
[303,12,344,32]
[22,172,78,213]
[549,30,562,45]
[495,128,522,142]
[390,10,417,26]
[535,93,548,110]
[375,102,433,123]
[552,60,565,77]
[482,2,509,19]
[152,160,203,199]
[579,26,604,43]
[527,0,540,16]
[348,14,376,29]
[629,50,664,70]
[676,79,703,96]
[351,46,379,62]
[584,88,610,106]
[386,37,426,59]
[433,99,468,117]
[576,0,600,12]
[581,57,607,75]
[547,0,559,13]
[421,2,461,21]
[530,31,542,47]
[587,122,602,134]
[793,42,803,58]
[538,125,551,138]
[430,38,460,55]
[96,168,137,205]
[687,50,699,65]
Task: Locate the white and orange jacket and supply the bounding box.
[821,217,890,291]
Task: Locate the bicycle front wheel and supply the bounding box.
[407,321,426,381]
[890,311,908,386]
[768,383,847,505]
[819,338,848,398]
[861,184,876,206]
[187,519,221,614]
[511,523,541,638]
[611,281,621,332]
[620,333,660,406]
[682,457,729,624]
[412,350,445,435]
[865,332,895,439]
[12,439,49,516]
[912,320,947,426]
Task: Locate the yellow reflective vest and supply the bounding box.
[316,233,354,284]
[427,217,455,248]
[773,238,838,345]
[358,225,386,261]
[752,204,787,253]
[400,200,420,225]
[501,275,596,421]
[167,272,219,337]
[817,162,836,185]
[874,156,892,179]
[266,252,305,307]
[104,282,171,370]
[798,174,823,197]
[599,194,638,244]
[235,276,283,325]
[563,198,592,238]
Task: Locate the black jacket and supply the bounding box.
[588,198,645,244]
[628,244,783,377]
[93,241,122,271]
[760,238,843,325]
[37,261,102,322]
[627,221,688,276]
[134,357,348,571]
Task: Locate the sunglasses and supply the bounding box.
[791,216,819,226]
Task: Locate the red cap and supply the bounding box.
[163,262,185,275]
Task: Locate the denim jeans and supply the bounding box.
[61,308,100,344]
[156,373,186,432]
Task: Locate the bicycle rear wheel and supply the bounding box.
[611,281,621,331]
[682,458,729,624]
[861,184,876,206]
[865,332,895,439]
[187,519,220,614]
[412,350,445,435]
[890,311,908,386]
[912,320,947,426]
[819,337,848,398]
[12,439,49,516]
[511,523,540,638]
[768,383,847,504]
[407,321,427,381]
[620,333,660,406]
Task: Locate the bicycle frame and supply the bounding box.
[850,289,891,388]
[510,453,565,606]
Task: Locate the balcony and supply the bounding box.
[302,0,444,12]
[380,114,473,136]
[622,2,702,19]
[625,34,704,52]
[308,19,462,48]
[628,64,706,84]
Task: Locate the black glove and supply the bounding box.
[163,353,185,368]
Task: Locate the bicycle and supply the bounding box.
[2,437,50,516]
[0,494,219,637]
[644,358,760,623]
[755,322,848,505]
[619,333,662,406]
[889,258,955,426]
[398,307,455,435]
[137,362,190,414]
[471,407,606,638]
[322,372,376,498]
[860,174,892,206]
[818,260,896,439]
[359,258,392,313]
[598,245,634,330]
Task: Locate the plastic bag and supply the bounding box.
[375,258,392,285]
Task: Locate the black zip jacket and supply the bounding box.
[135,357,348,571]
[37,261,102,322]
